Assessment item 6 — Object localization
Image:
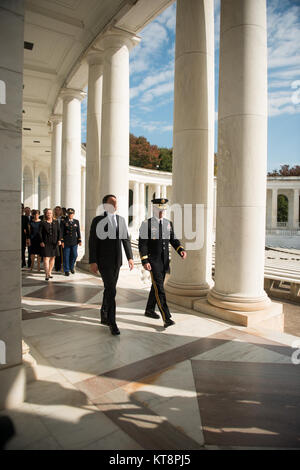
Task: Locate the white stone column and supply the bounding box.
[132,180,140,235]
[165,0,215,306]
[81,166,86,236]
[99,28,140,221]
[139,182,145,223]
[0,0,25,409]
[155,184,161,199]
[147,184,153,217]
[271,188,278,229]
[161,185,167,198]
[81,51,103,265]
[49,114,62,208]
[293,189,299,230]
[207,0,271,313]
[60,88,86,219]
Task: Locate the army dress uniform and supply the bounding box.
[138,199,185,327]
[61,210,81,275]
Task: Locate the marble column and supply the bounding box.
[207,0,271,312]
[139,182,145,223]
[155,184,161,199]
[165,0,215,306]
[161,185,167,198]
[0,0,25,409]
[132,180,139,235]
[81,51,103,265]
[60,88,86,219]
[271,188,278,229]
[293,189,300,230]
[49,114,62,208]
[99,28,140,221]
[147,184,153,217]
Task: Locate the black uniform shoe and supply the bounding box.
[110,324,120,335]
[145,311,160,319]
[65,272,70,276]
[164,319,175,328]
[71,269,75,274]
[101,317,109,325]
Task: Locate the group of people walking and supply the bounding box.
[21,204,81,280]
[22,195,187,335]
[88,194,187,336]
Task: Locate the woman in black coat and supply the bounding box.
[39,208,62,281]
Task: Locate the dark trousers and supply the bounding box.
[147,264,171,322]
[21,237,26,267]
[98,264,120,326]
[55,245,63,271]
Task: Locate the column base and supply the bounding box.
[0,363,25,410]
[194,298,284,331]
[207,289,271,312]
[165,279,212,309]
[76,258,91,274]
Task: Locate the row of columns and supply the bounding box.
[166,0,274,317]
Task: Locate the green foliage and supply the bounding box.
[129,133,173,172]
[277,194,288,222]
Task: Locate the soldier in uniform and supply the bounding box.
[61,208,82,276]
[139,198,187,328]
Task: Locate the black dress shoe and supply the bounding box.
[164,319,175,328]
[71,269,75,274]
[65,272,70,276]
[110,324,120,335]
[45,277,49,281]
[145,311,160,319]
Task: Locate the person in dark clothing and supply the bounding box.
[21,204,30,268]
[39,208,62,281]
[89,195,134,335]
[54,206,64,272]
[28,209,42,271]
[61,208,82,276]
[139,198,186,328]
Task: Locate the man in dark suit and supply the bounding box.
[21,204,30,268]
[89,194,134,335]
[139,198,187,328]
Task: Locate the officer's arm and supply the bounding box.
[89,218,98,264]
[169,221,185,255]
[77,220,82,243]
[60,220,65,243]
[138,220,149,265]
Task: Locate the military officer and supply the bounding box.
[61,208,82,276]
[138,198,187,328]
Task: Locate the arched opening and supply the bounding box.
[277,194,288,227]
[38,172,49,212]
[22,166,33,207]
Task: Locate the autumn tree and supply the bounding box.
[268,165,300,177]
[129,133,160,169]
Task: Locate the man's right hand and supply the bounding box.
[143,262,152,271]
[90,263,98,274]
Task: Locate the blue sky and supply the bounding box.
[81,0,300,172]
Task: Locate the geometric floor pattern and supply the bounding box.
[1,267,300,449]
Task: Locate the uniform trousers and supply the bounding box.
[98,263,120,326]
[147,262,171,322]
[63,245,78,273]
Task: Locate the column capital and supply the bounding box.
[60,87,86,102]
[98,27,140,51]
[85,48,105,66]
[49,114,62,124]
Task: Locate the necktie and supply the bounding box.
[159,219,162,239]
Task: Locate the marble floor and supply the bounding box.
[1,265,300,450]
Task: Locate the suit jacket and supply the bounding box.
[89,212,133,268]
[38,219,61,245]
[139,217,184,270]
